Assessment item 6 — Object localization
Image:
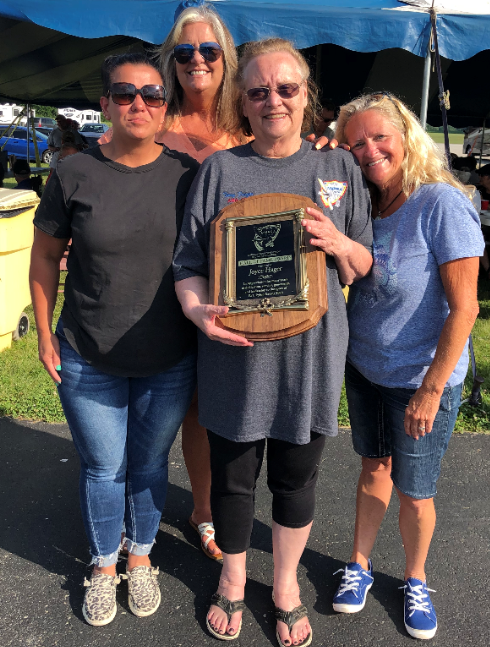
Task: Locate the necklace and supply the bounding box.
[377,189,403,218]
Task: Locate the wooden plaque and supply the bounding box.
[209,193,328,341]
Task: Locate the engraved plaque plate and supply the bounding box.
[224,209,308,316]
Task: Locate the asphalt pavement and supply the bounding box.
[0,417,488,647]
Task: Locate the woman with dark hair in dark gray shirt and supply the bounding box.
[30,52,198,627]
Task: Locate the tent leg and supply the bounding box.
[420,44,431,130]
[430,9,451,167]
[479,118,486,167]
[26,103,30,162]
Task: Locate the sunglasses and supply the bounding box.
[108,83,166,108]
[244,83,303,103]
[173,42,223,64]
[369,91,403,111]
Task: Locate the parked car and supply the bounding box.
[35,127,53,137]
[0,126,51,164]
[79,122,110,147]
[32,117,56,130]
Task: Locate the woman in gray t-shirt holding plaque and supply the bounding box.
[173,38,373,646]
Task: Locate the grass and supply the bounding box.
[429,133,464,145]
[0,273,66,422]
[455,277,490,433]
[1,273,489,432]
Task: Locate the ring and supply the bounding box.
[418,426,426,430]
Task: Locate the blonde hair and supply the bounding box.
[157,5,245,141]
[335,93,471,198]
[236,38,319,137]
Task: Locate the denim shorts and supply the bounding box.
[345,361,463,500]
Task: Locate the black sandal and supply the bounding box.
[206,592,246,641]
[274,603,313,647]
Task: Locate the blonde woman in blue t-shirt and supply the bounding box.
[331,93,484,640]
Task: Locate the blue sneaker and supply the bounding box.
[400,578,437,640]
[332,560,374,613]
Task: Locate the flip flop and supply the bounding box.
[188,517,223,563]
[274,602,313,647]
[206,592,245,641]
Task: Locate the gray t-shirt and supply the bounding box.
[173,141,372,444]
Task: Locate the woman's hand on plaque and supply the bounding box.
[302,206,348,257]
[189,304,254,347]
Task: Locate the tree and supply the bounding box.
[30,104,58,118]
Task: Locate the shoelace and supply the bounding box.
[333,567,372,596]
[120,566,159,583]
[399,583,436,617]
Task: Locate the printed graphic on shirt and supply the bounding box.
[318,179,348,209]
[357,230,397,308]
[223,190,255,204]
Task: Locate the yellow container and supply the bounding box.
[0,188,39,352]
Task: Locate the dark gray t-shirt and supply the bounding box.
[173,141,372,443]
[34,145,199,377]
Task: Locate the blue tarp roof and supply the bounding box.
[0,0,489,61]
[0,1,489,125]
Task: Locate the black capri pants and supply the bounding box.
[207,430,326,554]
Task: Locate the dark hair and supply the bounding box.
[453,155,477,172]
[13,159,30,175]
[320,98,336,114]
[62,131,76,145]
[477,163,490,177]
[0,163,4,187]
[101,52,162,96]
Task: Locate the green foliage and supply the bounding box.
[31,104,57,119]
[426,124,465,134]
[12,103,57,119]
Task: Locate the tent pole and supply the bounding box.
[479,118,486,167]
[26,103,30,162]
[420,42,431,129]
[430,9,451,168]
[30,108,42,167]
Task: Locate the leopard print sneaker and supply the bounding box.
[123,565,161,618]
[82,572,121,626]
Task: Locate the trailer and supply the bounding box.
[57,107,101,124]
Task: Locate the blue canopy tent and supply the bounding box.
[1,0,489,58]
[0,0,489,125]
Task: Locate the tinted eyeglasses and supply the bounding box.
[173,42,223,64]
[108,83,166,108]
[244,83,303,103]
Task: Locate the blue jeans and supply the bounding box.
[56,320,196,566]
[345,361,462,499]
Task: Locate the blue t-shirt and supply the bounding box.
[347,183,484,389]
